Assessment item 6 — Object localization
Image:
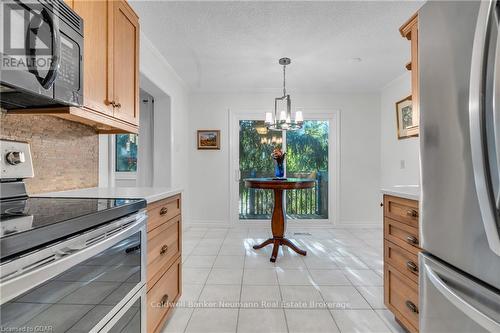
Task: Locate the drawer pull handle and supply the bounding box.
[406,260,418,272]
[406,235,419,245]
[406,209,419,218]
[405,300,419,313]
[160,244,169,255]
[160,294,169,306]
[160,207,169,216]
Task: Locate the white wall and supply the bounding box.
[380,72,420,186]
[186,93,381,227]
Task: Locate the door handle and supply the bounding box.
[406,209,418,218]
[405,300,418,313]
[406,235,418,245]
[25,8,61,89]
[469,0,500,256]
[425,262,500,332]
[160,294,169,306]
[406,260,418,272]
[493,9,500,209]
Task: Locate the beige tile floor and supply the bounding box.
[161,226,406,333]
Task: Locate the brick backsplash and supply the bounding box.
[0,112,98,194]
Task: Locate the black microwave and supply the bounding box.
[0,0,83,109]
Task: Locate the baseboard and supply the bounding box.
[336,220,382,228]
[184,219,382,229]
[185,219,232,229]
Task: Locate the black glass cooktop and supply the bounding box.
[0,197,146,261]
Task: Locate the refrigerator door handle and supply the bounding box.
[494,14,500,208]
[425,264,500,332]
[469,0,500,256]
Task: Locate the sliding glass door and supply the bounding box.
[237,118,330,221]
[286,120,329,219]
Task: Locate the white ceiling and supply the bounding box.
[130,1,423,93]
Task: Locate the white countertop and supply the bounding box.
[381,185,420,201]
[34,187,183,204]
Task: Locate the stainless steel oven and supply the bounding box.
[0,211,147,332]
[0,0,84,109]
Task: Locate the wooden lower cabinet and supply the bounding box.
[383,194,420,333]
[147,258,182,333]
[146,195,182,333]
[385,264,419,333]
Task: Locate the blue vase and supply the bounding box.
[274,161,285,178]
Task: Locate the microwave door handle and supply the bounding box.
[425,264,500,332]
[469,0,500,256]
[39,8,60,89]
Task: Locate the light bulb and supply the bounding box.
[295,111,303,123]
[265,112,273,124]
[279,110,286,122]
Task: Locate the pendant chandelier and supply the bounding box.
[265,57,303,131]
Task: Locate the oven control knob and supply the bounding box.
[6,151,25,165]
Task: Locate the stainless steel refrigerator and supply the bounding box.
[420,1,500,332]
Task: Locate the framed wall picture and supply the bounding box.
[197,130,221,150]
[396,95,419,139]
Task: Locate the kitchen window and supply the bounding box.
[116,134,138,172]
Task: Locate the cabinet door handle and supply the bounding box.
[406,209,419,218]
[160,207,169,216]
[160,294,169,306]
[160,244,168,255]
[405,300,419,313]
[116,102,121,108]
[406,235,419,245]
[109,100,116,107]
[406,260,418,272]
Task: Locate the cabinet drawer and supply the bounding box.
[384,240,419,283]
[147,216,181,287]
[385,264,419,333]
[147,258,181,333]
[384,218,420,254]
[148,195,181,232]
[384,195,419,228]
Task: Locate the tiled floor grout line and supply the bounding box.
[303,252,344,333]
[176,227,391,333]
[275,260,289,333]
[181,227,208,333]
[235,230,248,333]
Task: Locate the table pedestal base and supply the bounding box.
[253,237,307,262]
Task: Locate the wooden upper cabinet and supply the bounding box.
[15,0,140,133]
[400,13,419,132]
[110,0,139,125]
[73,0,114,116]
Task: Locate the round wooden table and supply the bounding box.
[244,178,316,262]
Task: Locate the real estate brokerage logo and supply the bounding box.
[1,0,56,71]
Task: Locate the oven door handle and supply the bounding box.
[0,213,147,304]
